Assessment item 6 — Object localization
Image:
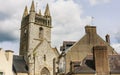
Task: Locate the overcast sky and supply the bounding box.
[0,0,120,54]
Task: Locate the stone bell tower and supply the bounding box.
[19,1,52,57]
[19,1,58,75]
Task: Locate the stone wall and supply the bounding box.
[0,48,14,75]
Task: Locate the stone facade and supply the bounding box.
[19,1,59,75]
[58,26,120,75]
[64,26,117,74]
[0,48,14,75]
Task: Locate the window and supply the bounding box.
[48,21,50,26]
[0,72,3,75]
[24,28,27,37]
[44,55,46,61]
[39,27,44,38]
[24,29,27,34]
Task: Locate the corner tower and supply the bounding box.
[19,1,52,56]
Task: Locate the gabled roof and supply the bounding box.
[65,26,117,55]
[13,55,28,73]
[32,38,59,57]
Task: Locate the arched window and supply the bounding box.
[39,27,44,38]
[41,67,50,75]
[23,28,27,38]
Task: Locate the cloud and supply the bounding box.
[0,41,19,54]
[89,0,111,6]
[0,0,27,53]
[0,17,20,41]
[50,0,92,47]
[0,0,92,53]
[0,32,17,42]
[114,31,120,43]
[0,0,27,41]
[112,43,120,54]
[0,12,11,21]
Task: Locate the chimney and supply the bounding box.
[85,25,97,44]
[105,34,110,44]
[85,25,96,34]
[93,46,110,75]
[5,50,14,68]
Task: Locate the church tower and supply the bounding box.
[20,1,52,57]
[19,1,58,75]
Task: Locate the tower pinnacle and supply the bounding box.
[23,6,28,18]
[30,0,35,12]
[44,4,51,16]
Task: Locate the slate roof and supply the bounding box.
[70,55,120,74]
[71,55,95,74]
[109,55,120,74]
[13,55,28,73]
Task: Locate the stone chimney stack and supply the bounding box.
[85,26,97,44]
[5,50,14,68]
[93,46,109,75]
[85,25,96,34]
[105,34,110,44]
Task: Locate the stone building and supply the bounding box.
[0,1,59,75]
[13,1,59,75]
[0,48,14,75]
[58,26,120,75]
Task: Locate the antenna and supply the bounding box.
[91,16,94,25]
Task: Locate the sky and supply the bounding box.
[0,0,120,54]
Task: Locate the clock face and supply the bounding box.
[59,57,65,73]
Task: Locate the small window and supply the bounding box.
[44,55,46,61]
[24,29,27,34]
[48,21,50,26]
[0,72,3,75]
[39,27,44,38]
[24,28,27,37]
